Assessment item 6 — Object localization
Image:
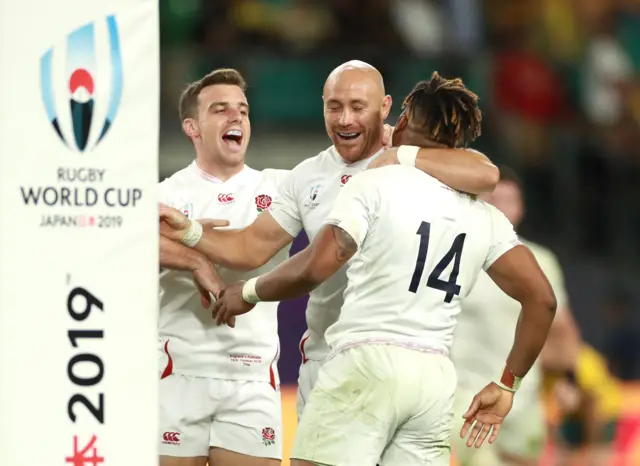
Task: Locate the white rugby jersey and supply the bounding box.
[158,162,290,385]
[322,165,521,355]
[451,240,569,402]
[270,145,384,361]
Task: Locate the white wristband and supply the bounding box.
[495,381,517,393]
[242,277,261,304]
[180,220,203,248]
[396,145,420,167]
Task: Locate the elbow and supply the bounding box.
[481,163,500,194]
[236,253,270,272]
[521,288,557,318]
[538,289,558,317]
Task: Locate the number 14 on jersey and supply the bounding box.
[409,221,466,303]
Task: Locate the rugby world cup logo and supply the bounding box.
[40,15,123,152]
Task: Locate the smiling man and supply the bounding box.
[157,68,291,466]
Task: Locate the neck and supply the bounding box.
[195,153,244,182]
[399,130,447,149]
[349,142,384,164]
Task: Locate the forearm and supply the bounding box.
[160,235,207,271]
[194,228,262,271]
[506,299,556,377]
[254,249,320,301]
[415,147,499,195]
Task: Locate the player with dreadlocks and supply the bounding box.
[211,72,556,466]
[394,71,482,147]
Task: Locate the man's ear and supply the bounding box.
[391,111,408,146]
[182,118,200,140]
[382,94,392,120]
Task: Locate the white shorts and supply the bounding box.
[296,359,323,420]
[159,374,282,459]
[452,387,546,465]
[291,344,456,466]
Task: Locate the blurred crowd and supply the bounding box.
[159,0,640,379]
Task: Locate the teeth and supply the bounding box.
[338,132,358,137]
[225,129,242,137]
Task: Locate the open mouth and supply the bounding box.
[336,131,361,141]
[222,129,243,149]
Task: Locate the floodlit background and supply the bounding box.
[159,1,640,464]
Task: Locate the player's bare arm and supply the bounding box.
[160,235,208,272]
[160,203,294,271]
[487,245,557,378]
[160,235,224,307]
[212,224,356,326]
[370,147,498,195]
[460,245,557,448]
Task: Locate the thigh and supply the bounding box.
[381,353,457,466]
[159,374,213,458]
[210,380,283,462]
[291,348,396,466]
[296,360,322,421]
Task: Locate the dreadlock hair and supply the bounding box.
[402,71,482,148]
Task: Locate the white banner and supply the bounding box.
[0,1,159,465]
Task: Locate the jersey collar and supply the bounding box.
[331,145,386,169]
[190,161,252,186]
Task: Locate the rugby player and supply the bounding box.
[450,166,583,466]
[210,73,557,466]
[158,68,290,466]
[159,60,500,421]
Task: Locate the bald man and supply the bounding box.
[159,61,500,425]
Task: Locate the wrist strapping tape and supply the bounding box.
[180,220,203,248]
[397,145,420,167]
[496,365,523,393]
[242,277,261,304]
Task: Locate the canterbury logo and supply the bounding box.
[217,193,235,204]
[162,432,180,444]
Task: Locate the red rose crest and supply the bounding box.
[340,174,352,185]
[255,194,272,213]
[261,427,276,446]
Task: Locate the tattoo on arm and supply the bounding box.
[331,226,358,262]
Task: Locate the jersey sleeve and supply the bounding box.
[324,172,379,249]
[483,205,522,270]
[269,169,303,238]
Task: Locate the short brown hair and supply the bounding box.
[402,71,482,148]
[178,68,247,122]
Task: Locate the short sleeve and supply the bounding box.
[269,169,303,238]
[483,204,521,270]
[324,172,378,249]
